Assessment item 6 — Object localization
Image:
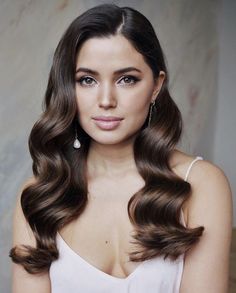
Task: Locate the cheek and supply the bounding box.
[128,102,150,126]
[75,89,95,116]
[121,84,153,114]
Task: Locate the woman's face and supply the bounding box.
[75,35,165,146]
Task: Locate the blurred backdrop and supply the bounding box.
[0,0,235,292]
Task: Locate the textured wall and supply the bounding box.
[0,0,219,291]
[214,0,236,230]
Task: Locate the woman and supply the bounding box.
[10,4,232,293]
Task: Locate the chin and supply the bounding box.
[89,132,136,146]
[82,122,142,146]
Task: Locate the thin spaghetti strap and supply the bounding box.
[184,156,203,182]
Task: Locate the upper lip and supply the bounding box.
[92,116,123,121]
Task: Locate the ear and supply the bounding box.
[151,71,166,102]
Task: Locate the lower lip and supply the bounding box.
[93,119,122,130]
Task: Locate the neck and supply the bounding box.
[87,138,137,178]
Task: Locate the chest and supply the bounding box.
[59,176,145,278]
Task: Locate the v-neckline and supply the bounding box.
[57,232,147,281]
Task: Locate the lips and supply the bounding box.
[92,116,123,122]
[92,116,123,130]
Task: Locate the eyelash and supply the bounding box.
[76,75,141,87]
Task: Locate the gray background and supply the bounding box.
[0,0,235,292]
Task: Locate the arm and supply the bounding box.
[180,161,233,293]
[11,178,51,293]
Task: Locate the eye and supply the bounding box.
[118,75,140,85]
[76,76,97,87]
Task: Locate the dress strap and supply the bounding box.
[184,156,203,182]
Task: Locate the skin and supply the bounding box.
[11,34,232,293]
[75,35,165,178]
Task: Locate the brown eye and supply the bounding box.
[123,76,133,83]
[118,75,140,85]
[77,76,96,86]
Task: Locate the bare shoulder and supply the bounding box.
[189,159,232,231]
[171,149,233,227]
[171,152,232,292]
[170,148,203,179]
[172,149,233,292]
[179,151,232,223]
[170,148,231,193]
[13,176,38,247]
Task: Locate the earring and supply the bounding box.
[148,100,156,127]
[73,127,81,149]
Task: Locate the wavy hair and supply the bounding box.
[9,4,204,274]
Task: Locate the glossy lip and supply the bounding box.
[92,116,123,130]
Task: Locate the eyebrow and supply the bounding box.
[75,66,142,75]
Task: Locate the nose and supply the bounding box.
[98,82,117,109]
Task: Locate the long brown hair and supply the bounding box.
[9,4,204,274]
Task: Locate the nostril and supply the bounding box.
[99,103,116,109]
[98,98,117,108]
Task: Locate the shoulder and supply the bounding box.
[171,152,233,291]
[170,149,203,180]
[187,158,232,230]
[170,149,233,228]
[13,176,38,247]
[170,148,231,189]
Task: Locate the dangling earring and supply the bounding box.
[73,127,81,149]
[148,100,156,127]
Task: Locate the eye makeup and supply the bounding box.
[76,74,141,87]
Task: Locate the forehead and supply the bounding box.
[76,35,149,71]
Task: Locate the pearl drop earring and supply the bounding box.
[73,127,81,149]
